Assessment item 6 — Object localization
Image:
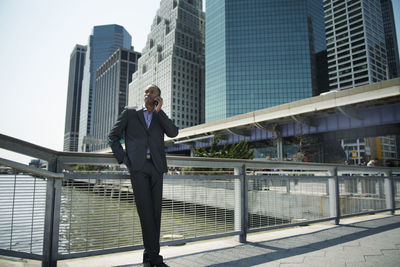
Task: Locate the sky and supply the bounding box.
[0,0,161,163]
[0,0,399,164]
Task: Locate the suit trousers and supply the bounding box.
[130,159,164,265]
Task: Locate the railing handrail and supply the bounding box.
[0,157,63,179]
[1,132,400,173]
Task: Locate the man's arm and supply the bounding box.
[157,110,179,138]
[153,96,179,138]
[108,108,128,164]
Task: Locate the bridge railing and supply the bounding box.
[1,133,399,267]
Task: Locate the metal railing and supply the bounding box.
[1,133,399,266]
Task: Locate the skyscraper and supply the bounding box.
[324,0,387,90]
[91,48,140,151]
[380,0,400,79]
[205,0,326,122]
[325,0,399,165]
[129,0,205,129]
[63,44,86,152]
[78,24,132,152]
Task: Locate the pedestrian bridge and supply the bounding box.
[0,133,399,266]
[164,78,400,155]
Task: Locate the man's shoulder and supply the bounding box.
[123,106,141,113]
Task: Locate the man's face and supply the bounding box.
[144,86,159,105]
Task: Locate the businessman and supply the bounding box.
[108,84,179,267]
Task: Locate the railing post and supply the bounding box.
[42,159,62,267]
[328,167,340,225]
[384,170,395,215]
[286,176,290,193]
[378,176,385,199]
[234,164,247,243]
[276,137,283,161]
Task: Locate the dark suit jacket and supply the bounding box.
[108,107,179,173]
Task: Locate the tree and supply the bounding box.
[182,135,254,174]
[75,164,109,172]
[194,135,254,160]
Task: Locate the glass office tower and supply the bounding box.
[91,48,140,151]
[78,24,132,152]
[324,0,387,90]
[205,0,326,122]
[64,44,86,152]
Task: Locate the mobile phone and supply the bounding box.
[154,100,158,106]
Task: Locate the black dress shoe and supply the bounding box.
[143,262,169,267]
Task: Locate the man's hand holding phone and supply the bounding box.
[154,96,163,113]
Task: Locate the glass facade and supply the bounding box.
[205,0,326,122]
[78,24,132,151]
[380,0,400,79]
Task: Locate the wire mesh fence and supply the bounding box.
[338,175,386,216]
[247,174,330,230]
[1,162,399,264]
[0,172,46,255]
[59,177,140,254]
[57,173,238,255]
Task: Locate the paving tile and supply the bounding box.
[278,255,305,264]
[252,260,281,267]
[302,254,347,267]
[345,262,373,267]
[381,248,400,257]
[279,258,346,267]
[324,248,366,263]
[361,254,400,267]
[341,240,360,248]
[301,250,326,258]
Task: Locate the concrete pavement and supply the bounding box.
[117,212,400,267]
[1,212,399,267]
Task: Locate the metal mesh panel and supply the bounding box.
[58,175,237,254]
[162,176,235,241]
[339,176,386,216]
[59,178,140,254]
[0,173,46,255]
[248,175,330,230]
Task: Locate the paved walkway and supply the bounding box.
[151,213,400,267]
[2,212,399,267]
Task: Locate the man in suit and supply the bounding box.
[108,84,179,267]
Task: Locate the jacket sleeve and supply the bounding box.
[108,108,128,164]
[156,110,179,138]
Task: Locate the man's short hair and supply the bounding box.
[147,84,161,96]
